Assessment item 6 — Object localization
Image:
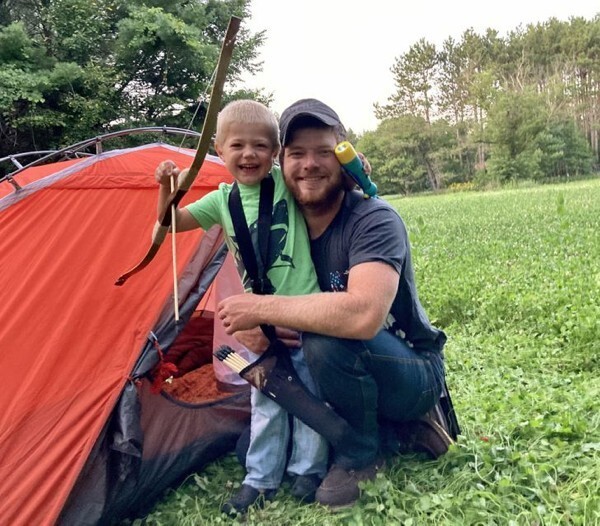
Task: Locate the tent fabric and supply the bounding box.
[0,157,86,199]
[59,237,249,525]
[0,144,245,526]
[59,380,249,525]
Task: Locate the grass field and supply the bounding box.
[128,179,600,525]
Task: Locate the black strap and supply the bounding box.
[228,176,277,341]
[256,177,275,287]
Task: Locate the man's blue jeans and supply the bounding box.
[303,329,445,470]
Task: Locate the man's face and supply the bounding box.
[282,127,344,209]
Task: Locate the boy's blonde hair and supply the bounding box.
[215,100,280,150]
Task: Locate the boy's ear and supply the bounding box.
[214,143,224,160]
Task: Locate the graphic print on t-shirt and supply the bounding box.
[328,269,349,292]
[231,199,295,281]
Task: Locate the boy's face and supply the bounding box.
[215,122,279,186]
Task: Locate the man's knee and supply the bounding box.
[302,333,358,373]
[302,333,333,368]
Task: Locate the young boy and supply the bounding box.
[154,100,328,515]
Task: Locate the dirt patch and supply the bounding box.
[162,362,248,403]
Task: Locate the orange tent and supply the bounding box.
[0,143,250,525]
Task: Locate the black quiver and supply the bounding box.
[235,339,354,450]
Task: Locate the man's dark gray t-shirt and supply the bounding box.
[310,190,446,352]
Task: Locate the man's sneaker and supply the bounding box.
[394,403,455,459]
[290,473,322,503]
[221,484,276,515]
[315,458,384,509]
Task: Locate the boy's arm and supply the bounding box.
[233,327,303,354]
[155,160,199,232]
[218,261,399,340]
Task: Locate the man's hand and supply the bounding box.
[218,293,264,334]
[233,326,302,354]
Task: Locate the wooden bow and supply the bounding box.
[115,16,241,286]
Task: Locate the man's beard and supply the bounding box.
[292,180,344,212]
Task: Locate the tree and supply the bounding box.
[485,89,592,181]
[436,35,481,179]
[535,120,593,178]
[561,15,600,164]
[358,115,456,194]
[0,0,266,162]
[375,38,438,123]
[0,21,94,155]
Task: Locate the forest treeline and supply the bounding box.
[0,0,267,174]
[1,1,598,191]
[359,15,600,193]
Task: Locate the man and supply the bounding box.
[218,98,455,509]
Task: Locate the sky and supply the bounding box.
[238,0,599,133]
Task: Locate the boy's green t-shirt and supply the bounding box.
[185,165,320,296]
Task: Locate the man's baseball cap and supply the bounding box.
[279,98,346,146]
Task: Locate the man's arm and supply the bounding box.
[218,261,399,340]
[155,160,199,232]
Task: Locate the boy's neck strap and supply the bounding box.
[228,175,276,341]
